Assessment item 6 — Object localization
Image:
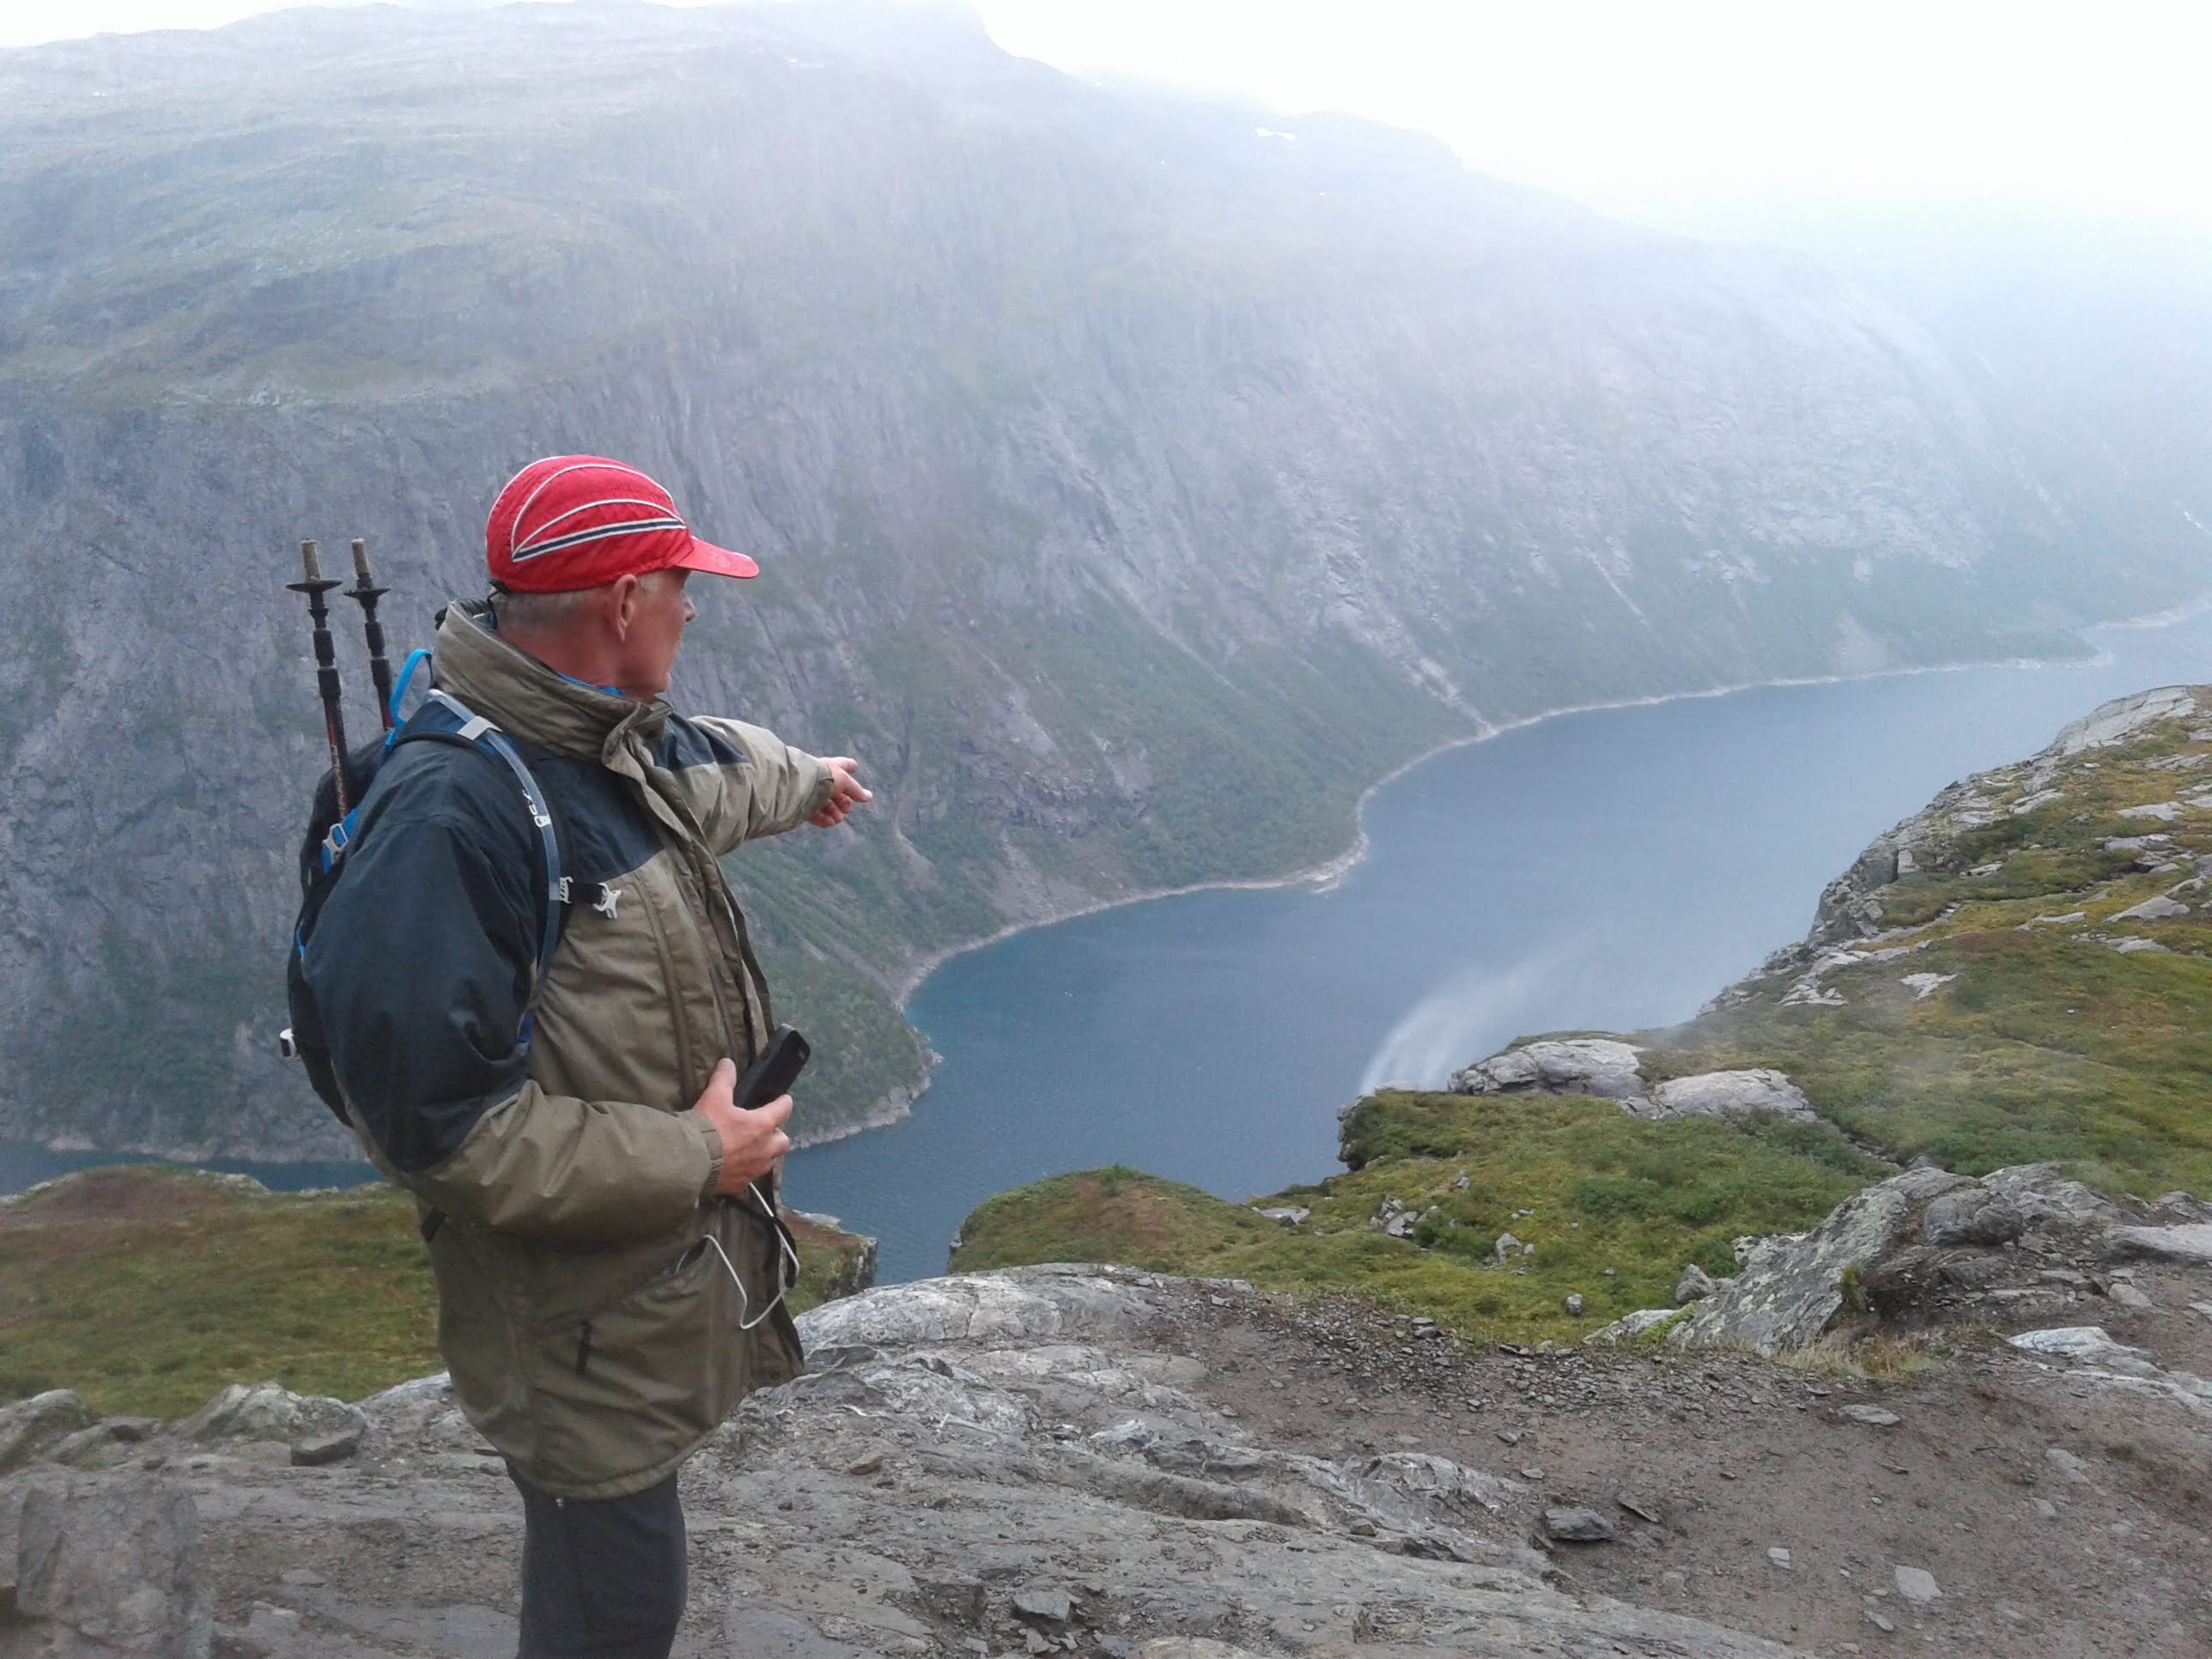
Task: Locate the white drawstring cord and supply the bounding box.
[702,1182,801,1331]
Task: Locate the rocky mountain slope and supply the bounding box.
[0,0,2195,1159]
[1620,191,2212,596]
[1645,679,2212,1191]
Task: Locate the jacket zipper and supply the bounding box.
[574,1319,593,1376]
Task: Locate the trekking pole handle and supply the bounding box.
[344,537,398,732]
[288,538,353,814]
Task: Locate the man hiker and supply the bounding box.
[301,453,871,1657]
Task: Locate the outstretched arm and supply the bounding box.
[670,714,869,852]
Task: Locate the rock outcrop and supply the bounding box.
[1714,684,2212,998]
[1450,1040,1815,1124]
[0,1393,88,1479]
[1,1473,212,1658]
[0,1267,1808,1658]
[1667,1166,1974,1353]
[1639,1163,2212,1357]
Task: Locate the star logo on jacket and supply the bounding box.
[593,884,625,920]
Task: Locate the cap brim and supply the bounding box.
[671,536,760,580]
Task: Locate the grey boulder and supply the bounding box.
[2105,1223,2212,1265]
[0,1392,91,1477]
[1642,1069,1816,1124]
[6,1472,212,1658]
[1675,1263,1718,1304]
[1670,1167,1972,1354]
[2112,894,2190,922]
[1450,1042,1817,1129]
[176,1382,381,1469]
[1451,1040,1647,1102]
[1921,1188,2027,1248]
[1542,1507,1617,1543]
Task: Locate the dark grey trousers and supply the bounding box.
[511,1468,687,1659]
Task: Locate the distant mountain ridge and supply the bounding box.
[0,1,2202,1158]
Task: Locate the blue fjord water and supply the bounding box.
[793,612,2212,1282]
[8,612,2209,1286]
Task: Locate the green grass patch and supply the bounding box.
[0,1166,872,1419]
[952,1097,1878,1346]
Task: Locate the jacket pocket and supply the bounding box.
[528,1235,727,1485]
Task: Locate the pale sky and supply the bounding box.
[3,0,2208,225]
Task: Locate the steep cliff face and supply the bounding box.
[0,3,2181,1157]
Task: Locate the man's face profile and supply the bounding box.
[615,568,697,698]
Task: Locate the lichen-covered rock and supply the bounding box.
[1450,1039,1647,1102]
[10,1472,213,1657]
[41,1419,155,1474]
[173,1381,367,1464]
[1921,1188,2027,1248]
[1584,1309,1681,1345]
[1669,1168,1971,1354]
[1643,1069,1816,1124]
[0,1389,91,1476]
[1448,1042,1819,1133]
[1978,1164,2127,1227]
[795,1263,1159,1351]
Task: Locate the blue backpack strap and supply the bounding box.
[422,690,568,1004]
[313,679,570,1051]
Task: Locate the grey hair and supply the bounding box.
[492,569,681,636]
[491,586,599,634]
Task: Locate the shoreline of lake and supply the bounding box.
[840,626,2137,1145]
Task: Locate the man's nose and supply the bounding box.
[683,596,697,622]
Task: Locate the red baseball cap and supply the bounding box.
[485,454,759,592]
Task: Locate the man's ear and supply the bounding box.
[605,573,642,641]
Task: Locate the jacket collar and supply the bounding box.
[432,599,669,763]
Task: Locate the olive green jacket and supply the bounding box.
[317,603,834,1498]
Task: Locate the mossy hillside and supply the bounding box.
[0,1167,872,1419]
[1640,699,2212,1197]
[951,1098,1878,1345]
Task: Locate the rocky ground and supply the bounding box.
[4,1266,1805,1659]
[5,1161,2210,1659]
[1145,1268,2212,1658]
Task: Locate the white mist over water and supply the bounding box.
[1356,943,1588,1093]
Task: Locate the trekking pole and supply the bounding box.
[344,537,397,731]
[287,539,352,815]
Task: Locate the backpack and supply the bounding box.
[282,649,569,1126]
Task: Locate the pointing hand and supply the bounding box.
[810,757,872,828]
